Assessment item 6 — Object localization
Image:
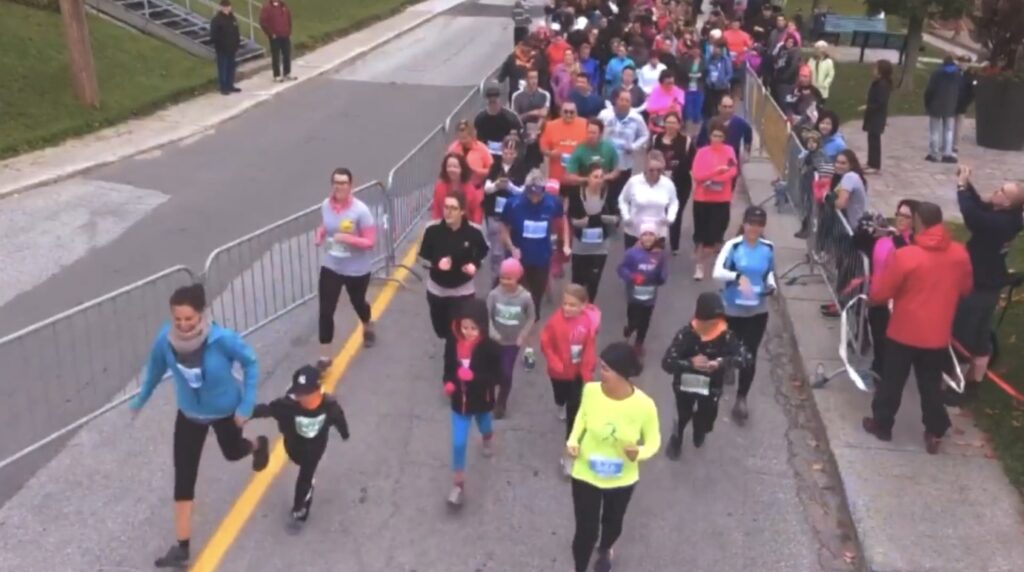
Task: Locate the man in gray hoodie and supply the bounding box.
[924,56,962,163]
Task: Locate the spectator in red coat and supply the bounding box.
[259,0,294,82]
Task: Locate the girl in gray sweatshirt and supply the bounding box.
[486,258,535,419]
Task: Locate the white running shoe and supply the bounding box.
[558,405,567,421]
[447,484,464,507]
[561,456,573,478]
[693,265,705,281]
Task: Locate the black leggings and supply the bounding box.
[867,131,882,170]
[625,303,655,345]
[674,389,720,438]
[523,263,550,319]
[571,254,607,302]
[727,313,769,397]
[551,377,584,438]
[173,411,253,501]
[668,181,691,252]
[868,305,890,377]
[318,268,371,344]
[427,292,473,382]
[286,441,326,514]
[571,478,636,572]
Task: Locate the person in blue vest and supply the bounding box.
[130,283,270,568]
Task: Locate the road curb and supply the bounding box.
[0,2,454,201]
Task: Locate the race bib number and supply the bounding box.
[709,69,720,84]
[570,344,583,364]
[523,219,549,239]
[328,238,351,258]
[736,284,763,306]
[486,141,503,155]
[581,227,604,244]
[294,413,326,439]
[632,285,656,301]
[560,154,571,168]
[588,455,625,478]
[679,372,711,395]
[704,180,725,192]
[178,365,204,389]
[494,195,508,214]
[495,302,523,326]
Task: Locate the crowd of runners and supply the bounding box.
[124,1,1024,571]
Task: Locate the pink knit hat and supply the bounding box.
[499,257,524,280]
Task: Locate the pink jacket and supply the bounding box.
[870,232,911,285]
[645,85,686,115]
[691,143,738,203]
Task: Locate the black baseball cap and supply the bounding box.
[484,83,502,98]
[695,292,726,321]
[743,205,768,226]
[290,365,322,396]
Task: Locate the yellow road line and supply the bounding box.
[191,241,420,572]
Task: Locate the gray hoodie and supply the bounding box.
[486,284,535,345]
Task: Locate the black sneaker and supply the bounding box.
[862,416,892,442]
[594,549,613,572]
[493,403,506,420]
[925,155,939,162]
[693,431,706,448]
[252,436,269,471]
[941,155,958,164]
[794,227,810,239]
[363,324,376,348]
[230,86,242,93]
[154,544,189,568]
[666,433,682,461]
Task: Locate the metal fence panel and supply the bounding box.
[0,266,196,470]
[202,181,389,337]
[444,86,483,134]
[385,124,449,254]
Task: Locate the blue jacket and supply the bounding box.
[704,55,733,91]
[131,322,259,420]
[617,245,669,306]
[579,57,602,92]
[502,193,564,267]
[821,132,847,162]
[604,56,635,95]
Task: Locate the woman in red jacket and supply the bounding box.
[432,153,483,224]
[540,283,598,477]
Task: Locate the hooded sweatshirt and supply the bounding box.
[134,322,258,420]
[252,393,349,459]
[869,224,973,349]
[540,307,598,381]
[661,320,752,396]
[486,284,535,345]
[617,244,669,305]
[924,62,962,118]
[444,299,502,415]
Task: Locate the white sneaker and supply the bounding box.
[561,456,573,478]
[481,437,494,458]
[693,265,705,281]
[558,405,567,421]
[447,484,464,507]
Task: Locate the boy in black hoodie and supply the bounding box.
[252,365,349,528]
[443,298,502,508]
[661,292,751,459]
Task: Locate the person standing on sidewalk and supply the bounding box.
[314,168,378,368]
[863,202,973,454]
[953,54,977,155]
[923,56,962,164]
[861,59,893,174]
[487,258,535,419]
[713,206,777,423]
[867,199,919,380]
[259,0,294,83]
[566,342,659,572]
[210,1,242,95]
[129,283,270,568]
[947,167,1023,405]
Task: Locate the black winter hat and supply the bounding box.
[695,292,726,321]
[290,365,322,396]
[600,342,643,379]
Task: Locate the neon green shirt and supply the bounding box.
[567,381,661,488]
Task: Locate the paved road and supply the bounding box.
[0,0,513,505]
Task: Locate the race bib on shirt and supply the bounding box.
[495,302,524,326]
[560,154,571,168]
[588,455,625,478]
[632,285,656,301]
[294,413,326,439]
[736,284,763,306]
[494,196,508,213]
[486,141,503,155]
[178,365,204,389]
[581,227,604,243]
[328,237,351,258]
[704,180,725,192]
[570,344,583,364]
[523,219,549,239]
[679,372,712,395]
[709,69,720,84]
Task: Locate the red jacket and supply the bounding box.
[547,38,571,73]
[259,0,292,39]
[869,224,973,349]
[540,309,598,381]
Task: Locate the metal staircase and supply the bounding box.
[86,0,264,62]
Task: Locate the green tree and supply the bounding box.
[865,0,973,90]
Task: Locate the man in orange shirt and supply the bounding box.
[540,100,588,186]
[722,18,753,99]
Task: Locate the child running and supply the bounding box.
[444,298,502,507]
[616,222,669,359]
[486,258,535,420]
[251,365,350,528]
[540,283,599,477]
[660,292,751,460]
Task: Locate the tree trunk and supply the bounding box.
[58,0,100,108]
[898,13,925,93]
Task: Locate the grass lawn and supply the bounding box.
[820,59,936,126]
[946,223,1024,493]
[1,0,418,160]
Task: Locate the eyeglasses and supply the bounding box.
[562,109,577,115]
[894,212,912,219]
[443,205,462,212]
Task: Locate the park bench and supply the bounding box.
[815,14,908,65]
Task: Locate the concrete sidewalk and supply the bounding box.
[0,0,465,201]
[741,149,1024,571]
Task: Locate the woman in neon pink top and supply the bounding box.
[644,69,686,135]
[867,199,919,378]
[690,118,739,280]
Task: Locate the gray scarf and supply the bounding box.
[168,315,210,356]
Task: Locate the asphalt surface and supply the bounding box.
[0,2,516,504]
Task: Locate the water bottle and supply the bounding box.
[523,347,536,371]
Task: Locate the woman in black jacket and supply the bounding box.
[443,298,502,508]
[861,59,893,174]
[650,111,696,256]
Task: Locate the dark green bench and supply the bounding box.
[816,14,907,65]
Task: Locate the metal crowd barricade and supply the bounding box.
[444,86,483,134]
[201,181,392,337]
[384,124,449,272]
[0,266,197,471]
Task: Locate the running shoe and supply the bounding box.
[941,155,958,164]
[363,322,377,348]
[666,432,682,461]
[693,430,706,448]
[316,357,332,371]
[561,456,573,478]
[154,544,189,569]
[252,436,270,471]
[693,265,704,281]
[861,416,892,442]
[523,347,536,371]
[924,432,942,455]
[558,405,567,421]
[594,548,614,572]
[447,484,464,507]
[481,437,494,458]
[731,397,749,424]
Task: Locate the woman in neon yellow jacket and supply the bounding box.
[565,342,661,572]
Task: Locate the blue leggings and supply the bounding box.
[685,90,704,123]
[451,411,493,472]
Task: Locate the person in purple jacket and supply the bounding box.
[617,222,669,360]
